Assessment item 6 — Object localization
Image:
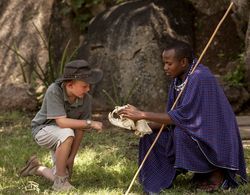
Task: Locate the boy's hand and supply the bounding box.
[91,121,103,132]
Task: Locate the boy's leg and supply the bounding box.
[36,166,55,181]
[66,129,84,176]
[52,136,76,191]
[55,136,74,176]
[19,155,55,182]
[33,126,75,177]
[34,128,83,180]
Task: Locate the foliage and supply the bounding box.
[1,22,79,89]
[102,76,140,107]
[0,111,249,194]
[223,54,246,87]
[61,0,126,32]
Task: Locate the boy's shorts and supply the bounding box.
[34,125,75,151]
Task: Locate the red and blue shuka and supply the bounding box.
[139,64,247,193]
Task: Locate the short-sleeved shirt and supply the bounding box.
[31,81,92,137]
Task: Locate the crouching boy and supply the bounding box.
[20,60,103,191]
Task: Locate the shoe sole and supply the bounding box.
[19,155,38,177]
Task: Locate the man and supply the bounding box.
[20,60,103,191]
[119,41,247,194]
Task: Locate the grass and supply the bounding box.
[0,111,249,195]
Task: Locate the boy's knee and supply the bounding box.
[61,128,75,144]
[64,136,74,144]
[56,136,74,149]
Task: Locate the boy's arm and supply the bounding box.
[55,117,102,130]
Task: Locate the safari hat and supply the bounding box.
[61,60,103,84]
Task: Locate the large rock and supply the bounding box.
[0,84,37,111]
[0,0,53,85]
[0,0,81,111]
[245,14,250,91]
[79,0,194,112]
[188,0,250,111]
[230,0,250,90]
[0,0,53,111]
[188,0,250,90]
[224,85,250,113]
[187,0,228,15]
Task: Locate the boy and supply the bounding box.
[119,41,247,194]
[20,60,103,191]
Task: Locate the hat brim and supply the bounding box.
[83,68,103,84]
[57,68,103,84]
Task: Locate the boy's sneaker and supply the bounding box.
[19,155,40,177]
[52,175,75,192]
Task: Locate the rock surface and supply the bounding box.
[0,0,249,112]
[0,0,53,110]
[79,0,194,111]
[189,0,250,91]
[0,0,81,111]
[0,84,37,111]
[0,0,53,85]
[224,85,250,113]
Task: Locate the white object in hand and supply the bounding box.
[108,105,152,137]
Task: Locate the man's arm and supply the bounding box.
[142,112,174,125]
[118,104,174,125]
[148,121,173,132]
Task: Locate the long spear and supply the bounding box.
[125,2,235,195]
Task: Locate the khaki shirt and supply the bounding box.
[31,82,92,137]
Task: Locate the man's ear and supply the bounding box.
[181,58,189,68]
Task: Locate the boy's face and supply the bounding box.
[162,49,187,79]
[66,80,90,98]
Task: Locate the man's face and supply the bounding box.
[162,49,186,78]
[68,80,90,98]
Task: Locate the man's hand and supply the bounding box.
[118,104,144,121]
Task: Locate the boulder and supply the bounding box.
[187,0,228,15]
[216,74,250,113]
[0,84,37,111]
[188,0,250,110]
[0,0,53,85]
[0,0,81,111]
[223,85,250,113]
[245,15,250,91]
[0,0,53,111]
[78,0,194,112]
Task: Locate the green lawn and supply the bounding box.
[0,111,249,195]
